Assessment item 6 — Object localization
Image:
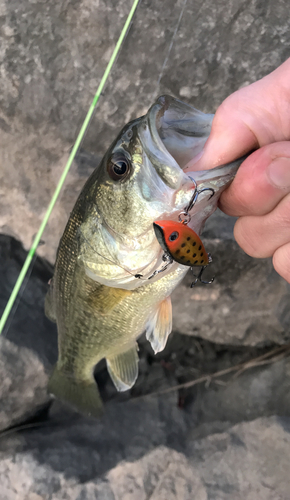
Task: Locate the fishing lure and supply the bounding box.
[152,220,214,287]
[150,179,215,286]
[153,220,209,267]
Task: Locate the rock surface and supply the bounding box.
[0,337,50,432]
[0,235,55,431]
[0,234,57,364]
[1,416,289,499]
[172,238,290,346]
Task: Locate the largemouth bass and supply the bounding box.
[46,95,245,416]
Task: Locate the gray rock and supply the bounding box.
[172,238,290,346]
[0,235,55,432]
[0,337,50,432]
[107,416,290,499]
[188,416,290,500]
[0,234,57,365]
[1,416,289,499]
[188,358,290,428]
[106,447,207,500]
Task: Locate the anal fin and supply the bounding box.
[146,297,172,354]
[106,344,139,392]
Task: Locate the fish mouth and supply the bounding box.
[140,94,247,204]
[150,95,214,169]
[139,95,248,234]
[139,95,214,187]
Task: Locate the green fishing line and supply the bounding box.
[0,0,141,335]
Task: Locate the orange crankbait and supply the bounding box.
[152,219,214,286]
[153,220,209,267]
[147,179,215,285]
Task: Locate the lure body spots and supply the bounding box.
[153,220,209,267]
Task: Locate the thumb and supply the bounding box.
[184,59,290,172]
[220,142,290,217]
[198,92,259,167]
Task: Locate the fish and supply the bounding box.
[45,95,246,417]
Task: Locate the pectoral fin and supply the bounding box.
[106,344,139,392]
[146,297,172,354]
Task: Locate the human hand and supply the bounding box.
[185,58,290,283]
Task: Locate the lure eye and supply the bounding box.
[168,231,179,242]
[107,153,131,181]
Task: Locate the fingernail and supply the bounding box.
[267,157,290,189]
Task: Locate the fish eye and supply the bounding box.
[107,153,131,181]
[169,231,179,241]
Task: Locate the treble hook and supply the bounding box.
[182,177,215,223]
[190,253,215,287]
[147,253,173,279]
[135,253,174,280]
[190,267,215,287]
[138,178,216,282]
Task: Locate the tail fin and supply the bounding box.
[48,366,103,418]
